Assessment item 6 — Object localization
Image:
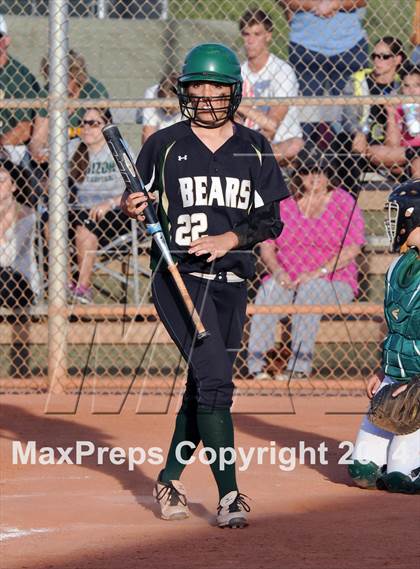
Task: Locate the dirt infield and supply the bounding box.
[1,393,418,569]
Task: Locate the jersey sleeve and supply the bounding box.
[135,132,161,193]
[254,135,289,208]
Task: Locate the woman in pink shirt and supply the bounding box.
[248,147,365,380]
[367,65,420,178]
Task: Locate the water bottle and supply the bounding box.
[361,116,371,135]
[402,103,420,137]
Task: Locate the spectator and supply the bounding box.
[365,65,420,178]
[0,15,40,166]
[334,36,405,193]
[247,146,365,380]
[279,0,369,139]
[411,0,420,65]
[0,164,41,377]
[67,108,133,303]
[237,8,303,162]
[138,72,181,143]
[29,49,108,164]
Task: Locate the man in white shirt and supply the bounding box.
[138,72,181,143]
[237,8,303,163]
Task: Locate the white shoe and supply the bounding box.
[216,491,250,528]
[275,371,309,381]
[249,371,271,381]
[153,477,189,521]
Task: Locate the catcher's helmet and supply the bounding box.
[177,43,242,128]
[384,178,420,252]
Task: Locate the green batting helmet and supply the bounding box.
[177,43,243,128]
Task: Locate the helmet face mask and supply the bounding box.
[384,179,420,253]
[177,44,243,129]
[384,199,400,252]
[178,81,241,128]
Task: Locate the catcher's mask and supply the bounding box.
[384,178,420,252]
[177,43,242,128]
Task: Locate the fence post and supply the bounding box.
[48,0,69,390]
[97,0,107,19]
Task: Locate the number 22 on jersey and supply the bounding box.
[175,213,208,245]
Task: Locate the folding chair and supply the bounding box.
[92,219,151,305]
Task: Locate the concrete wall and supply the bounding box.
[6,15,239,149]
[7,15,240,97]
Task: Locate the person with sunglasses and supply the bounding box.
[29,49,108,166]
[247,145,365,380]
[67,108,132,303]
[334,37,405,194]
[362,65,420,179]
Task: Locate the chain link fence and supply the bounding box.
[0,1,419,394]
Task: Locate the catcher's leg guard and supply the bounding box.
[376,467,420,494]
[348,460,381,489]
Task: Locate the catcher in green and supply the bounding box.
[349,179,420,494]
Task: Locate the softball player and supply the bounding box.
[122,43,288,527]
[349,179,420,494]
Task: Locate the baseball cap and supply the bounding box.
[0,15,8,36]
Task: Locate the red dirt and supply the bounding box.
[1,393,418,569]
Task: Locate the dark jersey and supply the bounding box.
[136,120,289,279]
[366,76,399,144]
[0,56,40,137]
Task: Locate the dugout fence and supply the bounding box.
[0,0,419,394]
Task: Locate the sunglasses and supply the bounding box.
[82,119,104,128]
[372,53,394,61]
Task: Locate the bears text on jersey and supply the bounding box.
[179,176,251,210]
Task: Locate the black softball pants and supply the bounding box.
[152,271,247,410]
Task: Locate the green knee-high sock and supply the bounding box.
[160,400,201,483]
[196,407,238,499]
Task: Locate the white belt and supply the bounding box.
[189,271,245,283]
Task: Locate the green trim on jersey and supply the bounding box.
[150,141,177,272]
[251,144,262,166]
[382,247,420,381]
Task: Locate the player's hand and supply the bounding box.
[367,374,382,399]
[89,200,113,221]
[188,232,239,263]
[122,192,155,222]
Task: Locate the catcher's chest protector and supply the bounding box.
[382,249,420,380]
